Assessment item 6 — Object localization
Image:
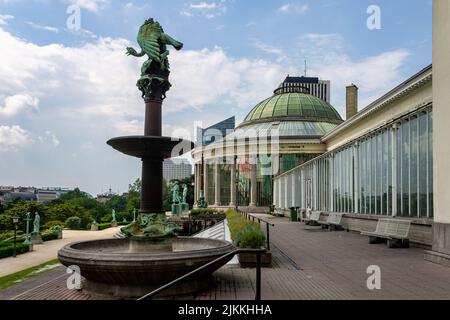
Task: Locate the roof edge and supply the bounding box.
[322,64,432,142]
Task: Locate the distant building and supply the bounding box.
[96,188,116,204]
[4,192,37,202]
[36,187,71,203]
[276,76,331,103]
[0,186,14,193]
[163,159,193,182]
[197,117,235,146]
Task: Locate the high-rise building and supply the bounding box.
[197,117,235,146]
[163,159,193,182]
[275,76,331,103]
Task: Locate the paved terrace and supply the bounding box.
[0,227,121,278]
[1,216,449,300]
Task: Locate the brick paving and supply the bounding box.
[2,216,450,300]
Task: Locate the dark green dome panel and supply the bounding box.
[243,92,343,124]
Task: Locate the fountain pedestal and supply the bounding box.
[58,18,236,299]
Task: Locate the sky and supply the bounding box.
[0,0,432,196]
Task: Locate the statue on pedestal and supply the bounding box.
[33,212,40,234]
[126,18,183,100]
[118,18,183,238]
[111,209,118,227]
[181,184,189,217]
[31,212,43,244]
[171,181,182,217]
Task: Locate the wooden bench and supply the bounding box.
[304,211,322,226]
[361,218,412,248]
[318,212,345,231]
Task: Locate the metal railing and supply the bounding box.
[239,210,275,251]
[138,248,266,301]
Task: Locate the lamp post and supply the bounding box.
[23,212,31,246]
[12,215,19,258]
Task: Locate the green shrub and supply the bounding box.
[41,232,58,242]
[65,216,82,230]
[235,225,266,249]
[0,230,24,242]
[190,208,219,216]
[100,214,112,223]
[225,209,266,249]
[98,223,111,230]
[0,242,29,259]
[42,221,64,230]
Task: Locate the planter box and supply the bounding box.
[238,251,272,268]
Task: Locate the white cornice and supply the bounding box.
[322,64,432,142]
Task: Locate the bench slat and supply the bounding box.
[363,218,411,240]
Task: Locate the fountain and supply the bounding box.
[58,18,235,299]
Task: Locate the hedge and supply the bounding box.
[190,208,219,216]
[98,223,112,230]
[42,232,59,242]
[0,242,29,259]
[42,221,64,230]
[65,216,82,230]
[225,209,266,249]
[0,230,24,242]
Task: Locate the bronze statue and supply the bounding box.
[126,18,183,99]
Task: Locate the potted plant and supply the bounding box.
[236,225,272,267]
[225,209,272,268]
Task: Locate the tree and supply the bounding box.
[59,187,90,202]
[1,202,47,231]
[46,203,80,223]
[127,178,141,214]
[105,195,127,213]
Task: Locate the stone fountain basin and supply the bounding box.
[107,136,194,159]
[58,237,235,298]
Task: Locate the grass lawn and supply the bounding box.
[0,259,61,290]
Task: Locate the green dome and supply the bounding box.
[243,92,343,125]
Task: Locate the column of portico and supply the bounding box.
[194,164,198,206]
[249,156,257,207]
[229,160,237,207]
[214,161,221,207]
[203,162,209,205]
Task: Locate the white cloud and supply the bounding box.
[0,125,31,151]
[181,1,227,19]
[168,47,288,111]
[64,0,109,13]
[0,25,411,192]
[26,21,59,33]
[46,130,60,146]
[297,33,411,112]
[279,3,309,14]
[0,14,13,25]
[0,94,39,116]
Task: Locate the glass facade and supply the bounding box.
[236,157,251,207]
[359,128,392,215]
[207,164,215,205]
[274,106,434,219]
[397,110,434,218]
[220,164,231,206]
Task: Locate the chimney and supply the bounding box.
[346,84,358,120]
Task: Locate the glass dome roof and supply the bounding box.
[242,92,343,125]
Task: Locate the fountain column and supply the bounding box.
[140,97,164,214]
